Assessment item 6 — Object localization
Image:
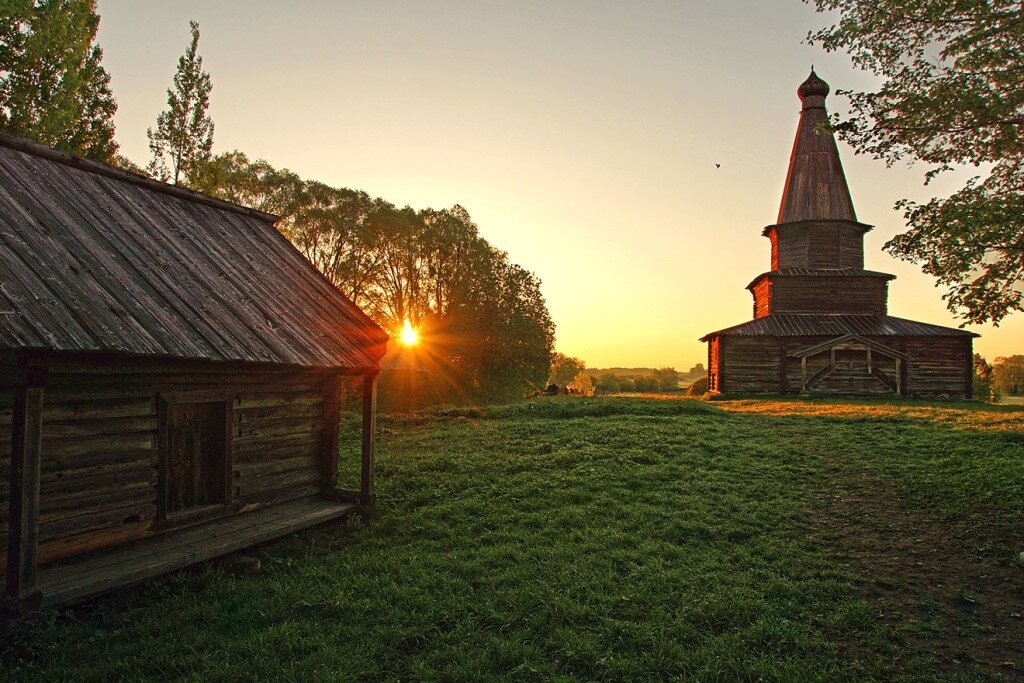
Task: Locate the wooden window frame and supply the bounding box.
[156,393,235,528]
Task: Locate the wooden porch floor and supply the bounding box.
[38,497,356,608]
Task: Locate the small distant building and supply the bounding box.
[0,133,388,610]
[701,71,976,397]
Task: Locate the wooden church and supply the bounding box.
[701,71,976,397]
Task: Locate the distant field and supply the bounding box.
[4,396,1023,681]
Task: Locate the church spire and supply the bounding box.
[776,69,857,224]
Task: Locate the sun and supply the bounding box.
[399,319,419,346]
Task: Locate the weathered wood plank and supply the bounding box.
[39,499,354,607]
[44,416,156,440]
[38,502,156,543]
[236,394,323,410]
[5,384,42,600]
[361,374,377,505]
[43,397,155,421]
[42,433,155,459]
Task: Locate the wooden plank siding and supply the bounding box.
[712,334,972,397]
[1,362,349,578]
[753,276,889,316]
[768,222,868,270]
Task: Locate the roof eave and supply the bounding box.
[761,219,874,237]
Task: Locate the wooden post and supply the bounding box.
[5,376,44,610]
[801,357,807,391]
[896,358,903,396]
[321,375,343,489]
[360,372,378,507]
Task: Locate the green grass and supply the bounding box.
[3,396,1023,681]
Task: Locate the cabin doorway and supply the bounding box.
[159,399,232,520]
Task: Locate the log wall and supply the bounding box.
[751,276,889,316]
[715,334,971,397]
[2,361,340,575]
[769,222,865,270]
[903,337,972,397]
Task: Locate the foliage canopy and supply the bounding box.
[0,0,117,162]
[807,0,1024,324]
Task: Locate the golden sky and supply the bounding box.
[97,0,1023,369]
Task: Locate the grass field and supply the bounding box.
[3,396,1023,681]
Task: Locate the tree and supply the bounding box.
[568,371,595,397]
[595,373,621,394]
[0,0,117,162]
[190,150,303,217]
[652,367,680,391]
[148,20,213,185]
[991,355,1024,396]
[807,1,1024,324]
[973,353,993,401]
[548,353,585,387]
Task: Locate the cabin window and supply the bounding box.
[159,398,232,519]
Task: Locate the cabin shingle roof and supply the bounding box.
[0,133,387,369]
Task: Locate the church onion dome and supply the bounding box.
[798,69,830,100]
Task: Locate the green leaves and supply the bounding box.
[147,20,214,185]
[0,0,118,162]
[808,0,1024,324]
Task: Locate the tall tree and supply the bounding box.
[147,20,213,185]
[0,0,117,162]
[807,0,1024,324]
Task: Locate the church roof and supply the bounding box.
[700,314,978,341]
[776,69,857,224]
[745,268,895,291]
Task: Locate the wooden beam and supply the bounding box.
[360,373,378,507]
[320,375,342,489]
[801,357,807,391]
[6,378,44,609]
[896,358,904,396]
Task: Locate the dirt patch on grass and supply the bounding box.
[812,470,1024,679]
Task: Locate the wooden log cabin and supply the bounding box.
[701,71,976,397]
[0,133,388,612]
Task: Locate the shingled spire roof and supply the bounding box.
[776,69,857,224]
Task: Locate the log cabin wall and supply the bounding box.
[751,280,772,319]
[1,360,343,576]
[753,276,889,316]
[769,222,866,270]
[903,338,973,397]
[716,334,971,397]
[708,338,721,392]
[0,391,10,570]
[716,337,783,393]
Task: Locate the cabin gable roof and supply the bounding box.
[0,133,387,369]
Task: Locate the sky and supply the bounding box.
[95,0,1023,370]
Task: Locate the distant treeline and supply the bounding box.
[549,354,699,394]
[589,364,704,379]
